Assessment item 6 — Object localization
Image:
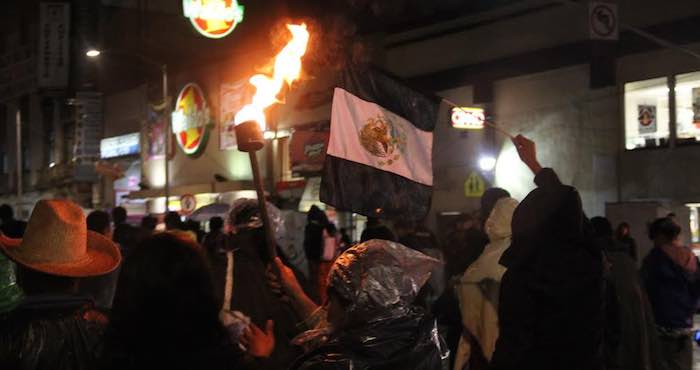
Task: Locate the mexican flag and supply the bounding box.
[320,65,441,220]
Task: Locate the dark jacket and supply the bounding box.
[600,237,664,370]
[304,221,326,262]
[112,223,138,257]
[443,228,489,280]
[641,247,700,330]
[491,168,604,370]
[291,311,448,370]
[98,331,248,370]
[0,294,105,370]
[1,219,27,238]
[618,236,638,262]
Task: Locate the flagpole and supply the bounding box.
[442,98,515,139]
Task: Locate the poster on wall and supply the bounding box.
[290,124,330,174]
[692,88,700,126]
[637,105,657,134]
[219,81,248,150]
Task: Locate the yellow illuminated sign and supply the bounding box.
[183,0,244,39]
[451,107,485,130]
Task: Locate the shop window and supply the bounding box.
[675,71,700,145]
[624,77,670,150]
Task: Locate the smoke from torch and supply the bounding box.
[234,23,310,129]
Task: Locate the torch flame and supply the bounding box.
[234,23,310,129]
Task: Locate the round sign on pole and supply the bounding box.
[589,2,618,40]
[171,83,210,156]
[180,194,197,215]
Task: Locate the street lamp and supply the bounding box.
[479,155,497,171]
[86,49,171,211]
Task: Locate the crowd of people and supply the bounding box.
[0,135,698,370]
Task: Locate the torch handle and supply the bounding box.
[248,151,278,261]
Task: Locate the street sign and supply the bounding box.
[180,194,197,215]
[451,107,485,130]
[464,172,486,198]
[589,2,618,41]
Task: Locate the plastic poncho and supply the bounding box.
[291,239,450,370]
[454,198,518,370]
[0,252,22,313]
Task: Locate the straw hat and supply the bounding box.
[0,200,121,277]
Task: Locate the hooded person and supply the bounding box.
[0,199,121,370]
[453,197,518,370]
[213,198,304,370]
[304,205,329,302]
[490,136,604,370]
[287,239,449,370]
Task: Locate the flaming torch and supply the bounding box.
[234,23,310,260]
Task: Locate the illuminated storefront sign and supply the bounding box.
[100,132,140,159]
[451,107,485,130]
[172,83,210,156]
[182,0,244,39]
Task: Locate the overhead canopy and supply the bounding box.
[125,180,254,199]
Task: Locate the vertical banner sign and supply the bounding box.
[144,105,167,159]
[219,81,248,150]
[38,2,70,88]
[637,105,657,134]
[74,92,103,161]
[589,2,619,41]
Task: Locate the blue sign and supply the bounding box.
[100,132,140,159]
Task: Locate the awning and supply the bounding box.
[125,180,255,199]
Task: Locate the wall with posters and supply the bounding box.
[617,43,700,204]
[141,62,255,193]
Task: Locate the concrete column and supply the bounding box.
[53,98,64,164]
[29,94,43,186]
[6,101,18,194]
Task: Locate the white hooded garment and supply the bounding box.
[453,197,518,370]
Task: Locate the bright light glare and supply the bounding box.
[479,156,497,171]
[86,49,101,58]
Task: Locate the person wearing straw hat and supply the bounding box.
[0,199,121,370]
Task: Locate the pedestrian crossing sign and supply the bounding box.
[464,172,486,198]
